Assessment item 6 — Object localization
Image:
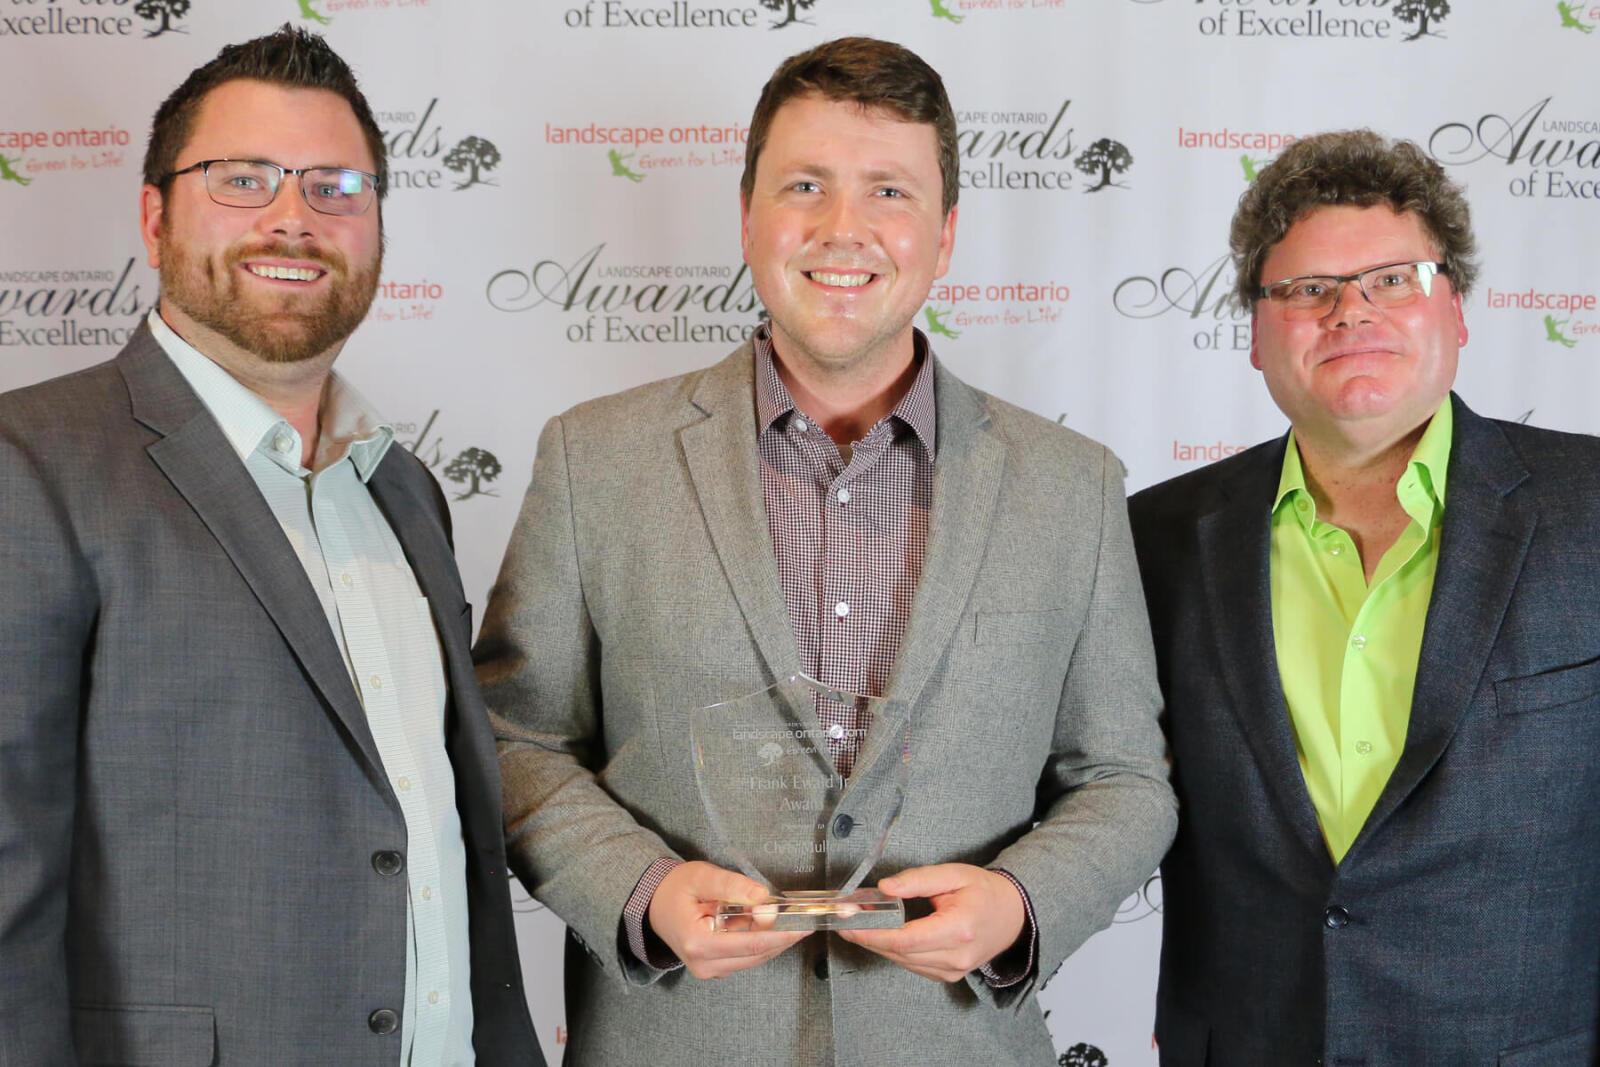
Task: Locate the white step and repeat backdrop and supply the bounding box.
[5,2,1598,1063]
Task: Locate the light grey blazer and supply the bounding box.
[0,326,542,1066]
[476,344,1175,1067]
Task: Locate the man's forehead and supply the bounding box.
[184,79,368,159]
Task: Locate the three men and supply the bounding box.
[1132,131,1600,1063]
[0,28,542,1065]
[476,37,1175,1066]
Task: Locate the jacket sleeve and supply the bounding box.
[977,445,1177,1009]
[0,416,95,1064]
[474,415,679,987]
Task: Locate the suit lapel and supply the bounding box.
[679,347,803,687]
[1353,397,1534,851]
[1195,438,1329,864]
[884,363,1004,713]
[119,330,386,778]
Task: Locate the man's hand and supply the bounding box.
[647,860,811,979]
[836,863,1025,982]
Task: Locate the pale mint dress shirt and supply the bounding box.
[150,310,474,1065]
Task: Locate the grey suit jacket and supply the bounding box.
[476,343,1175,1067]
[0,326,543,1066]
[1130,395,1600,1066]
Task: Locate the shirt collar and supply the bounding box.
[1273,399,1453,531]
[752,323,938,460]
[147,308,395,481]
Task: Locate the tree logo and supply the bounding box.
[1394,0,1449,40]
[1545,314,1580,348]
[442,446,503,500]
[761,0,815,29]
[608,149,646,183]
[1059,1044,1109,1067]
[297,0,333,25]
[442,136,501,190]
[1074,138,1134,192]
[929,0,964,23]
[0,154,32,188]
[134,0,190,37]
[1558,1,1596,32]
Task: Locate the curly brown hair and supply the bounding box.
[1230,129,1478,308]
[740,37,959,217]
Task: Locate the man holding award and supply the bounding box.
[475,37,1175,1065]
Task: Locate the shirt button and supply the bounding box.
[422,886,433,901]
[397,776,411,792]
[427,991,440,1006]
[272,434,294,454]
[1350,636,1366,650]
[1329,545,1342,556]
[794,419,809,433]
[834,602,850,618]
[837,488,851,505]
[827,723,845,740]
[1354,740,1373,755]
[369,674,383,689]
[341,572,353,588]
[1296,498,1311,513]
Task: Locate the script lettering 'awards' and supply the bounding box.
[690,674,910,932]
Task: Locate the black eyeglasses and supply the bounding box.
[1259,261,1447,320]
[165,158,380,216]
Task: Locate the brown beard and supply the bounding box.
[157,233,382,364]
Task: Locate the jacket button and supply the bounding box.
[1324,905,1350,929]
[832,814,854,839]
[368,1008,399,1034]
[813,957,829,981]
[372,850,405,877]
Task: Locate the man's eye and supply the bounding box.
[311,183,342,200]
[876,187,906,199]
[1288,281,1327,300]
[791,180,820,193]
[226,175,265,190]
[1371,271,1409,290]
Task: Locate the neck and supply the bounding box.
[159,299,339,466]
[1293,416,1432,583]
[769,337,920,452]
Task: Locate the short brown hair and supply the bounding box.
[741,37,959,216]
[1230,129,1478,307]
[143,24,387,200]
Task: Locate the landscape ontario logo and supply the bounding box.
[1154,0,1450,42]
[1112,252,1250,352]
[0,122,135,186]
[378,100,503,192]
[367,275,444,325]
[1482,283,1599,348]
[921,275,1072,337]
[958,101,1134,193]
[1428,97,1600,201]
[1176,125,1302,183]
[295,0,429,21]
[0,259,151,349]
[542,120,748,184]
[1,0,192,39]
[927,0,1065,22]
[485,243,763,345]
[560,0,822,29]
[1557,1,1597,33]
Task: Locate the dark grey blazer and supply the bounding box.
[0,326,543,1066]
[1130,394,1600,1066]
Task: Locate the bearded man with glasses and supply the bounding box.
[0,25,544,1067]
[1130,129,1600,1064]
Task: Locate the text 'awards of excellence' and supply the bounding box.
[690,673,910,932]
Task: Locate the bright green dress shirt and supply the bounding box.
[1269,401,1452,863]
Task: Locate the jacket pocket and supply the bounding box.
[72,1004,215,1067]
[1494,657,1600,716]
[1499,1025,1596,1064]
[973,607,1071,646]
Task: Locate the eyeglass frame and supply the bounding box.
[1257,260,1448,314]
[163,158,381,216]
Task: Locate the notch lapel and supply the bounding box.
[884,364,1005,713]
[1351,398,1533,855]
[1194,439,1329,864]
[678,348,802,688]
[119,333,387,780]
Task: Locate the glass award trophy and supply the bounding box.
[690,673,910,932]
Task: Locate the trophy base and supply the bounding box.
[714,889,905,932]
